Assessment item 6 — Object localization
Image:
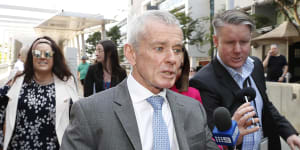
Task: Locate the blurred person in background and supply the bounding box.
[170,47,226,149]
[170,47,202,103]
[7,46,29,82]
[0,36,79,150]
[263,44,288,82]
[77,55,90,86]
[189,67,196,79]
[84,40,127,97]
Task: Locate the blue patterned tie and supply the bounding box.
[147,95,170,150]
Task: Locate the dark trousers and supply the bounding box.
[80,79,85,86]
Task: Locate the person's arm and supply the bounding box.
[77,65,81,80]
[263,50,272,68]
[278,65,288,82]
[83,66,93,97]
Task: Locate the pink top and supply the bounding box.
[170,86,202,104]
[170,86,224,150]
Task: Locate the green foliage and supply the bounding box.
[106,25,122,48]
[106,25,124,63]
[118,46,125,63]
[170,9,207,46]
[250,14,272,29]
[85,31,101,55]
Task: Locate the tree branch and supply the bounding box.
[275,0,300,34]
[292,0,300,25]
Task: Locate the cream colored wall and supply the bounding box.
[251,46,263,61]
[266,82,300,132]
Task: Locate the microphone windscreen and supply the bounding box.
[213,107,232,131]
[236,87,256,102]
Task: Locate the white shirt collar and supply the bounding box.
[127,73,167,104]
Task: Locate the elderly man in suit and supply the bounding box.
[61,10,219,150]
[190,10,300,150]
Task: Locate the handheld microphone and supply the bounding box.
[212,107,239,146]
[236,87,258,126]
[236,87,256,103]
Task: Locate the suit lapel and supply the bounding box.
[212,58,241,97]
[167,90,189,150]
[113,80,142,150]
[250,58,266,101]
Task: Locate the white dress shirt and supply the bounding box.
[127,73,179,150]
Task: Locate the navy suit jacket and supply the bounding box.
[190,57,298,150]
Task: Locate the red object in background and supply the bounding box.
[199,60,210,66]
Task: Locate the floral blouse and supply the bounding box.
[1,80,59,150]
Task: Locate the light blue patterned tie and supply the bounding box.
[147,95,170,150]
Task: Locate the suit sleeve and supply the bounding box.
[189,78,221,130]
[199,103,220,150]
[184,101,219,150]
[61,101,95,150]
[84,65,94,97]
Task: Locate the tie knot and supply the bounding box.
[147,95,164,110]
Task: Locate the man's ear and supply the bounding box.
[124,44,136,66]
[213,35,219,48]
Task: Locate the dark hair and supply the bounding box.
[20,36,72,83]
[175,47,190,92]
[98,40,125,80]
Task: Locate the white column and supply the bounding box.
[101,23,106,40]
[76,34,81,59]
[226,0,235,10]
[81,33,86,56]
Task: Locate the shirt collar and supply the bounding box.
[216,52,254,82]
[127,73,167,104]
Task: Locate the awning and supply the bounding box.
[252,21,300,45]
[34,11,115,44]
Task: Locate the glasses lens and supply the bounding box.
[32,50,54,58]
[44,51,52,58]
[32,50,41,58]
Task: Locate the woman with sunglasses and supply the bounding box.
[0,36,78,150]
[84,40,127,97]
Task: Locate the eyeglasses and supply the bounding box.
[32,50,54,59]
[97,49,104,53]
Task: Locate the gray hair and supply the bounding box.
[212,9,255,35]
[270,44,278,48]
[127,10,181,49]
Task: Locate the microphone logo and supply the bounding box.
[212,107,240,146]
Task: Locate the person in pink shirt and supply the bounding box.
[170,47,225,150]
[170,47,202,103]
